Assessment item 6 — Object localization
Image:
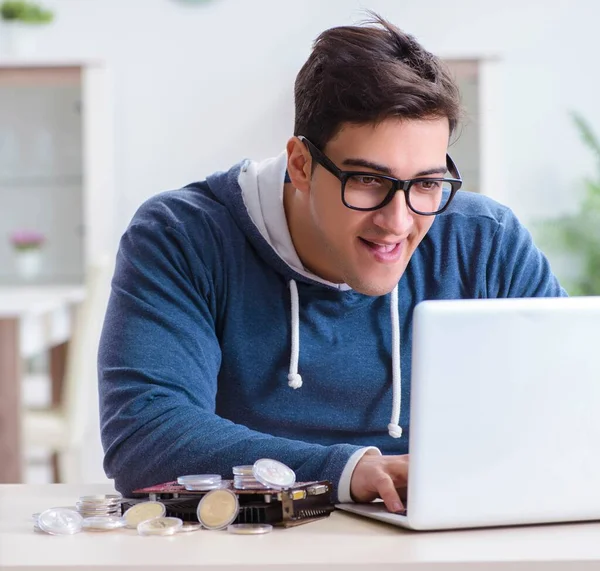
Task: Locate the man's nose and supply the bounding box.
[372,190,414,236]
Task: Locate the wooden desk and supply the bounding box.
[1,484,600,570]
[0,287,85,483]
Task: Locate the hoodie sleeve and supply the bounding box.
[485,207,568,298]
[98,200,361,500]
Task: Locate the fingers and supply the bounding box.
[373,472,405,513]
[350,453,410,511]
[386,456,409,484]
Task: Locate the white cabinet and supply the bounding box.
[0,60,114,285]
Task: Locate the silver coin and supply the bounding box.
[82,516,126,531]
[233,479,266,487]
[137,517,183,536]
[178,521,202,532]
[233,475,262,482]
[79,494,122,503]
[232,465,254,476]
[183,482,225,492]
[233,481,268,490]
[177,474,221,486]
[78,499,119,503]
[123,501,166,529]
[76,503,120,510]
[76,503,120,509]
[227,523,273,535]
[37,508,83,535]
[252,459,296,489]
[75,502,121,509]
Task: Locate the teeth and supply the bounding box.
[370,241,396,252]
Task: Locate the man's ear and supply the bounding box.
[286,137,312,193]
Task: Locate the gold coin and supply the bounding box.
[197,489,239,530]
[123,501,166,529]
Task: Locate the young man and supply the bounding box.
[98,16,565,514]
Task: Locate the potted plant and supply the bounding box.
[535,112,600,295]
[0,1,54,56]
[10,229,45,280]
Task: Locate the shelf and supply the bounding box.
[0,174,83,187]
[0,58,104,69]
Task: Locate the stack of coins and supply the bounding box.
[177,474,223,491]
[232,465,268,490]
[75,494,123,519]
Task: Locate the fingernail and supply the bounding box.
[392,501,404,513]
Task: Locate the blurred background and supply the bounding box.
[0,0,599,486]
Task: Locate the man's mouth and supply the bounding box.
[358,238,405,263]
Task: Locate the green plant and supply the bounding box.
[536,112,600,295]
[0,1,54,24]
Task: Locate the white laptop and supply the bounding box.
[337,296,600,530]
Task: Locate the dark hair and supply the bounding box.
[294,13,461,149]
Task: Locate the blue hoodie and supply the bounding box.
[98,152,566,500]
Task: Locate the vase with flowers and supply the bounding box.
[10,229,45,280]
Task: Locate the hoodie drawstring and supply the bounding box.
[387,284,403,438]
[287,279,402,437]
[287,280,303,389]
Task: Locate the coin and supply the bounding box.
[37,508,83,535]
[76,495,122,518]
[232,465,254,476]
[196,488,239,530]
[79,494,122,503]
[252,459,296,489]
[177,474,221,486]
[137,517,183,536]
[227,523,273,535]
[233,479,268,490]
[82,516,127,531]
[179,521,202,532]
[183,482,225,492]
[31,513,45,534]
[233,474,268,488]
[123,501,166,528]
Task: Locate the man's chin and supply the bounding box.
[346,274,403,297]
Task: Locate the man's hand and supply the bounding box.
[350,452,409,513]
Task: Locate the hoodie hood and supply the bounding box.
[206,153,350,290]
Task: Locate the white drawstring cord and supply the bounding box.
[287,280,303,389]
[388,284,403,438]
[287,278,402,438]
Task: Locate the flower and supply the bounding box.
[10,229,45,251]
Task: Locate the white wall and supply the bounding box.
[27,0,600,234]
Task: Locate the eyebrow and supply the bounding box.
[341,158,447,178]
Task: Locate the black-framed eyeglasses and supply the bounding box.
[298,136,463,216]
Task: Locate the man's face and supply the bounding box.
[295,117,450,296]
